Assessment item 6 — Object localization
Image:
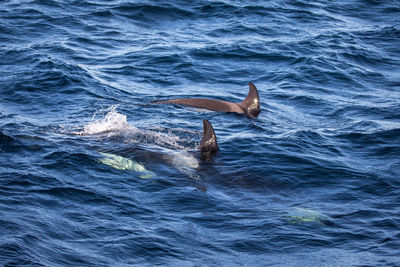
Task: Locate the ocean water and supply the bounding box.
[1,0,400,266]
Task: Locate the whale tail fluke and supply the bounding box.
[240,82,260,118]
[199,119,218,153]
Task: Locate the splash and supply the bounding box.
[82,106,138,136]
[78,106,194,150]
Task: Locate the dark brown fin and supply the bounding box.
[199,119,218,153]
[239,82,260,118]
[165,98,242,113]
[154,82,260,118]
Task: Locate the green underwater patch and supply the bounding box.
[99,152,155,179]
[283,207,330,224]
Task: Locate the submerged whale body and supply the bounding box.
[98,119,218,179]
[157,82,260,118]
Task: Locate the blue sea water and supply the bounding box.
[1,0,400,265]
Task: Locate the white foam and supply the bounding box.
[81,106,138,136]
[139,129,188,151]
[162,150,200,180]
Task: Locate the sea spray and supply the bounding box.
[82,106,138,136]
[80,106,192,150]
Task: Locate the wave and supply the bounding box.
[0,131,14,144]
[111,3,194,24]
[334,127,400,145]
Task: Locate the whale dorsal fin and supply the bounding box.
[199,119,218,153]
[240,82,260,118]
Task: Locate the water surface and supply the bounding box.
[1,0,400,266]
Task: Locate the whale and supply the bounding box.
[156,82,260,118]
[98,119,218,179]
